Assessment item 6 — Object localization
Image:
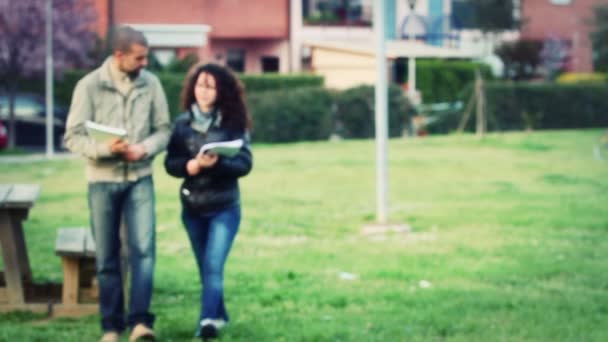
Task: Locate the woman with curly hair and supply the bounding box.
[164,63,253,339]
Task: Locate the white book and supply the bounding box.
[198,139,243,157]
[85,120,127,143]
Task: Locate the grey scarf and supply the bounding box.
[191,103,222,133]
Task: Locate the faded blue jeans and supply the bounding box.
[88,176,156,332]
[182,205,240,323]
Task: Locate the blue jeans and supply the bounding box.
[88,176,156,332]
[182,205,240,323]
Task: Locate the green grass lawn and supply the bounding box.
[1,130,607,341]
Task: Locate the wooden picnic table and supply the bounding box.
[0,183,98,317]
[0,183,40,306]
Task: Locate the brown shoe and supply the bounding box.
[129,323,155,341]
[99,331,120,342]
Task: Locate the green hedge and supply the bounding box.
[17,70,416,143]
[334,85,412,139]
[18,70,324,120]
[408,60,493,103]
[14,71,83,108]
[426,82,608,133]
[157,73,325,119]
[156,73,184,120]
[485,82,608,130]
[239,73,324,92]
[247,87,335,143]
[246,84,413,143]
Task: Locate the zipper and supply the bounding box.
[120,91,129,181]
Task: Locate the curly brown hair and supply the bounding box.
[181,63,252,131]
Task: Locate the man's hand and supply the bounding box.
[109,138,128,155]
[124,144,147,161]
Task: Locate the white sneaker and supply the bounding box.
[199,318,227,338]
[200,318,227,330]
[129,323,155,341]
[99,331,120,342]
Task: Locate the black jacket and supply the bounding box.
[164,112,253,213]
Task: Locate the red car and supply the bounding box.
[0,121,7,150]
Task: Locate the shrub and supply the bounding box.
[486,82,608,130]
[334,85,412,139]
[406,60,493,103]
[156,73,325,120]
[495,39,544,80]
[240,74,324,92]
[427,82,608,133]
[42,71,323,120]
[247,87,334,143]
[556,72,606,84]
[21,70,419,143]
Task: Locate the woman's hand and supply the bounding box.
[197,153,218,168]
[186,154,218,176]
[186,158,202,176]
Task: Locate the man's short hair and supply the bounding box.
[112,26,148,53]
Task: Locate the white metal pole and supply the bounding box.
[45,0,54,158]
[289,0,303,72]
[408,56,416,99]
[374,0,388,224]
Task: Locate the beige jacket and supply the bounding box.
[64,58,170,182]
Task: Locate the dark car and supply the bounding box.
[0,121,7,150]
[0,93,68,149]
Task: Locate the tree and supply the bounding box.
[0,0,97,148]
[539,36,569,81]
[452,0,518,32]
[452,0,518,138]
[590,4,608,73]
[495,39,543,80]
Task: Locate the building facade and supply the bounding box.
[294,0,518,72]
[296,0,520,93]
[94,0,291,73]
[520,0,606,72]
[89,0,535,75]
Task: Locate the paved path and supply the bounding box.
[0,152,77,164]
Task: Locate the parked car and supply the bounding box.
[0,93,68,121]
[0,121,7,150]
[0,93,68,149]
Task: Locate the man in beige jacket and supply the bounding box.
[64,26,170,342]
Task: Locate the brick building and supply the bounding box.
[520,0,608,72]
[93,0,291,73]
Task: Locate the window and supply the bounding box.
[261,56,280,73]
[393,58,407,84]
[152,49,176,67]
[452,0,478,29]
[302,0,373,26]
[226,49,246,73]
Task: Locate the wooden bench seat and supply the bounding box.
[54,227,98,306]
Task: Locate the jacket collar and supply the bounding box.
[98,57,148,90]
[188,104,222,130]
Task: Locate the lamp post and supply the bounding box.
[362,0,411,235]
[404,0,420,103]
[45,0,54,158]
[374,0,388,224]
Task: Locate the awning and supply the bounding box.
[303,39,479,59]
[127,24,212,48]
